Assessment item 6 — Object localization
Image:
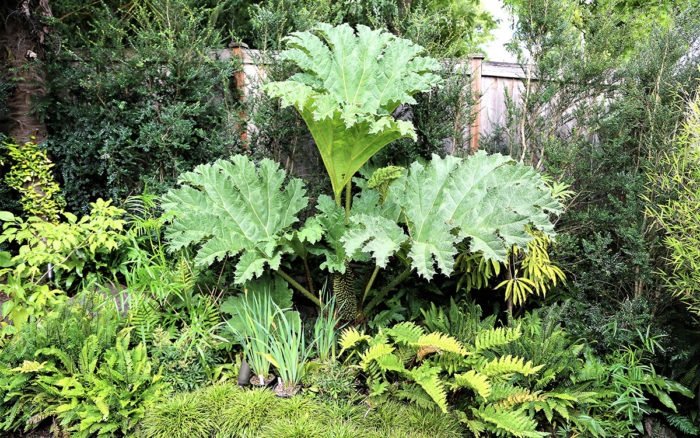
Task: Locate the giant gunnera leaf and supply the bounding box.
[161,155,308,283]
[346,152,562,280]
[263,23,442,203]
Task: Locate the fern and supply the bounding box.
[665,413,700,435]
[482,355,543,378]
[360,343,395,368]
[493,387,547,409]
[10,361,47,373]
[474,326,522,353]
[454,370,492,399]
[473,405,547,438]
[410,364,449,413]
[412,332,467,359]
[385,321,425,345]
[338,328,371,356]
[397,383,441,411]
[128,298,160,346]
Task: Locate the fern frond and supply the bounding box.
[410,364,448,413]
[475,405,547,438]
[11,360,47,373]
[360,343,395,369]
[397,383,440,411]
[374,353,406,373]
[463,418,487,437]
[454,370,492,399]
[494,388,547,409]
[473,325,522,352]
[385,321,425,345]
[481,355,543,378]
[412,332,467,359]
[338,328,370,355]
[665,413,700,435]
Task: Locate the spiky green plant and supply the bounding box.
[225,290,276,383]
[314,288,344,363]
[263,304,315,390]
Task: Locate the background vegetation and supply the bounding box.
[1,0,699,436]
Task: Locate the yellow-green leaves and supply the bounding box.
[263,23,442,203]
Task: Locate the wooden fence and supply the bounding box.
[215,47,527,152]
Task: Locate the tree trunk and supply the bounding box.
[1,0,53,145]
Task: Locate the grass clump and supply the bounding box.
[141,384,464,438]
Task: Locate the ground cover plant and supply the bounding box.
[1,2,700,437]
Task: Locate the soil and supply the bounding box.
[273,382,300,398]
[249,375,274,387]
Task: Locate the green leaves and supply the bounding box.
[162,155,308,284]
[263,23,442,202]
[349,152,562,280]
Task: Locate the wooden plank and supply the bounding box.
[482,61,527,79]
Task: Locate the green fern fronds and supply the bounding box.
[494,388,547,409]
[474,405,547,438]
[412,332,467,360]
[474,326,522,352]
[462,417,487,437]
[385,321,425,345]
[454,370,492,399]
[338,328,371,356]
[398,383,441,411]
[11,361,47,373]
[360,343,395,368]
[375,353,407,373]
[128,298,160,345]
[411,364,449,413]
[665,413,700,435]
[482,355,543,378]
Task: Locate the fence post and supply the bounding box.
[230,42,249,144]
[469,54,484,152]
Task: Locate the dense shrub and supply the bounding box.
[42,0,245,213]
